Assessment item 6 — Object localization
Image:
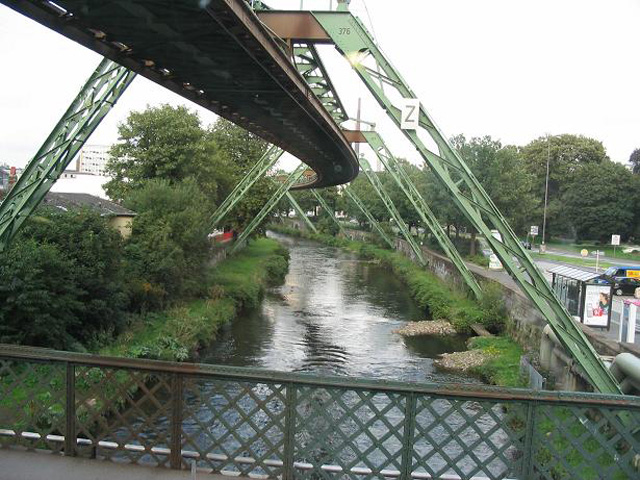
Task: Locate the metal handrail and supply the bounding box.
[1,344,638,408]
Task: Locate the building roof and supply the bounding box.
[548,265,601,282]
[43,192,136,217]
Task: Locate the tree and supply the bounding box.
[629,149,640,175]
[521,134,609,237]
[104,104,229,205]
[564,161,636,241]
[123,179,212,309]
[20,208,128,340]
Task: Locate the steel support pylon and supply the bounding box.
[210,145,284,230]
[343,187,395,249]
[231,164,306,254]
[0,58,136,251]
[359,157,426,266]
[311,189,346,235]
[285,191,318,233]
[362,131,483,299]
[312,11,620,393]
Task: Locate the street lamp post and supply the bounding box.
[541,134,551,253]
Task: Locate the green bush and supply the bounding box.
[0,208,128,350]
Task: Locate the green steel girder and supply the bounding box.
[231,163,306,254]
[292,44,349,124]
[0,58,136,251]
[312,11,620,394]
[362,131,483,299]
[343,187,394,249]
[210,144,285,230]
[311,189,346,235]
[285,191,318,233]
[359,157,426,266]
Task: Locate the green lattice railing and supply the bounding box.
[0,344,638,479]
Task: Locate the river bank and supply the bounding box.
[100,237,289,362]
[269,225,524,387]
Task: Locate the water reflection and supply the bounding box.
[202,232,477,385]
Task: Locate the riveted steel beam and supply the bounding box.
[0,58,135,251]
[285,191,318,233]
[311,189,346,235]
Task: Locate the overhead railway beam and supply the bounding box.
[260,8,620,393]
[3,0,358,188]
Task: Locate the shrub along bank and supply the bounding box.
[101,238,289,361]
[270,224,524,387]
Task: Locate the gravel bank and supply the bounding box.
[434,350,490,372]
[393,320,457,337]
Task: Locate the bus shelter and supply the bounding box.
[550,265,612,329]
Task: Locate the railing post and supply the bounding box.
[400,392,417,479]
[521,400,539,479]
[64,362,76,457]
[283,383,297,480]
[170,373,183,470]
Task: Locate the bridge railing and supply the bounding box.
[1,344,639,479]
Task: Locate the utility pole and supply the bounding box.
[541,134,551,253]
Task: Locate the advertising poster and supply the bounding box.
[583,284,611,327]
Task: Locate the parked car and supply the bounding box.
[597,266,640,296]
[521,240,532,250]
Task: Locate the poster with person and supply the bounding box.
[583,284,611,328]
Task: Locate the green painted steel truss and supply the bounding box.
[362,131,483,299]
[311,189,346,235]
[343,187,395,249]
[285,191,318,233]
[230,163,306,254]
[311,10,620,394]
[210,144,285,231]
[0,58,135,251]
[358,157,426,266]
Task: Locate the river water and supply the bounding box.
[201,232,476,384]
[110,233,510,477]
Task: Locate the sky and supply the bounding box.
[1,0,639,177]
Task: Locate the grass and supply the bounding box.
[467,336,524,387]
[1,237,290,440]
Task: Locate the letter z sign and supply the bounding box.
[400,99,420,130]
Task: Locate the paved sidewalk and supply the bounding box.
[0,449,228,480]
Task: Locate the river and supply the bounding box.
[111,233,505,476]
[201,232,477,384]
